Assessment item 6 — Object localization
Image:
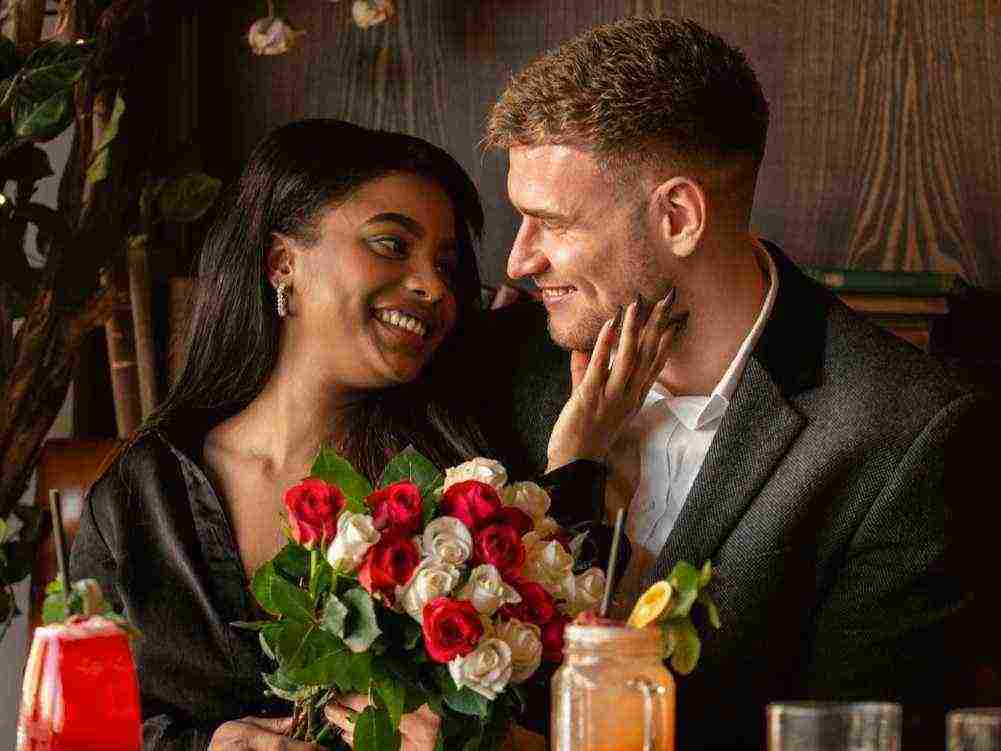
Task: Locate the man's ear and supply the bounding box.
[266,233,296,286]
[649,176,706,258]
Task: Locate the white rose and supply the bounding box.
[448,638,513,700]
[531,516,562,539]
[523,538,576,602]
[457,564,521,616]
[351,0,396,29]
[502,482,551,524]
[494,618,543,683]
[396,558,462,623]
[422,517,473,567]
[566,568,606,617]
[326,512,380,572]
[442,458,508,492]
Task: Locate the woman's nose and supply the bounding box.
[404,269,447,302]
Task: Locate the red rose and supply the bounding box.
[541,613,571,662]
[440,480,502,531]
[422,596,484,663]
[500,579,556,627]
[492,506,533,536]
[282,478,345,548]
[358,534,421,601]
[473,523,526,576]
[366,481,423,536]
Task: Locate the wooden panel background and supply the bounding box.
[195,1,1001,289]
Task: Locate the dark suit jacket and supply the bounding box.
[466,241,993,750]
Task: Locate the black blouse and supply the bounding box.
[69,425,617,751]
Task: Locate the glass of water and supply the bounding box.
[766,701,901,751]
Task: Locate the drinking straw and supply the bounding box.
[600,508,626,617]
[49,489,71,611]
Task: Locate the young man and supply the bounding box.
[477,16,987,750]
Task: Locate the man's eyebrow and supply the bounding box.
[364,212,425,237]
[516,205,573,224]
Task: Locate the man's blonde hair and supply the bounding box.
[484,17,769,192]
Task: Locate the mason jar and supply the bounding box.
[551,624,675,751]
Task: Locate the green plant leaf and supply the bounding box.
[444,687,490,719]
[18,62,84,102]
[158,172,222,223]
[698,560,713,587]
[251,562,314,621]
[376,676,406,730]
[272,620,312,666]
[13,89,73,141]
[378,446,443,498]
[343,587,381,653]
[263,668,320,702]
[698,592,721,630]
[230,620,272,631]
[353,706,399,751]
[666,561,700,618]
[259,625,281,661]
[85,92,126,186]
[272,542,309,580]
[320,594,348,639]
[0,518,7,543]
[311,448,373,503]
[667,618,701,675]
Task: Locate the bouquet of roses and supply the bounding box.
[237,447,609,750]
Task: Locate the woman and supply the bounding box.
[70,119,677,751]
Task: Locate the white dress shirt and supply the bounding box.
[614,240,779,600]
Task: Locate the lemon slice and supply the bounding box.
[627,581,673,629]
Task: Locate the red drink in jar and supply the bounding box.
[17,616,141,751]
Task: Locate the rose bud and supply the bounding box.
[422,596,484,663]
[351,0,396,29]
[440,480,503,532]
[541,613,571,662]
[472,523,526,577]
[500,579,556,627]
[492,506,533,536]
[358,533,421,602]
[366,481,423,536]
[282,478,345,549]
[246,16,306,56]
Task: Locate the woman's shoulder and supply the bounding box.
[88,429,191,510]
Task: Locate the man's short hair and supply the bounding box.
[484,17,770,184]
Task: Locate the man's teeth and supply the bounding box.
[541,287,575,300]
[375,309,428,337]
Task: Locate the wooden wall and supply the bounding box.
[195,1,1001,289]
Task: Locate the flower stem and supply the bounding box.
[309,547,321,602]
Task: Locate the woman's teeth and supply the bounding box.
[375,309,428,337]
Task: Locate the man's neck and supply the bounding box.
[658,235,769,396]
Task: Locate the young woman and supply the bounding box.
[69,119,677,751]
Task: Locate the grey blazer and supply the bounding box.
[469,241,991,750]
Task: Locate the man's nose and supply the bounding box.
[507,219,549,280]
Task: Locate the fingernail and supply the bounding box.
[613,305,624,327]
[663,287,677,308]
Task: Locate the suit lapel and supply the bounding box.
[645,358,805,584]
[644,241,829,586]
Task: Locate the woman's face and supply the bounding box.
[282,172,464,390]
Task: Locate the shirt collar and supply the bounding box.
[654,237,779,431]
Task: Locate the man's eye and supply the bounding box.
[370,237,406,255]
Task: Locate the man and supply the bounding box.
[475,16,990,750]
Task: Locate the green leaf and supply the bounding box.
[0,518,7,543]
[230,620,272,631]
[263,668,320,702]
[378,446,443,496]
[343,587,381,653]
[698,560,713,587]
[445,687,490,719]
[13,89,73,141]
[272,542,309,580]
[260,626,280,661]
[18,62,84,102]
[251,562,314,621]
[158,172,222,223]
[320,594,348,639]
[462,737,482,751]
[272,620,312,666]
[312,557,336,599]
[311,448,373,503]
[42,590,68,624]
[353,706,399,751]
[666,561,700,618]
[85,92,126,186]
[667,618,701,675]
[376,677,406,730]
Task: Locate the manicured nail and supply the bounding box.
[612,305,624,328]
[663,287,677,309]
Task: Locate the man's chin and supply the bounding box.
[547,318,601,353]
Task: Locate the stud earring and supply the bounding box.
[276,280,291,318]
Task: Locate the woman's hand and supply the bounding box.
[325,694,440,750]
[547,289,680,473]
[209,716,318,750]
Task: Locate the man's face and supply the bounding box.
[506,144,671,351]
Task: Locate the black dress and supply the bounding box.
[69,418,619,751]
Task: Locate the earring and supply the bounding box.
[276,280,290,318]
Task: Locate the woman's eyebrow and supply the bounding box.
[364,212,425,237]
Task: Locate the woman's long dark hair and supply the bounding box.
[142,119,492,480]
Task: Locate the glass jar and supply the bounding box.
[551,624,675,751]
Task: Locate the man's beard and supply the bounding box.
[547,303,611,352]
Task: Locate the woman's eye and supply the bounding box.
[436,258,458,276]
[370,237,406,256]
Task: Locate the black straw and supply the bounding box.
[600,508,626,618]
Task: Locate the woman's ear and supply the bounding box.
[266,233,295,286]
[649,176,706,258]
